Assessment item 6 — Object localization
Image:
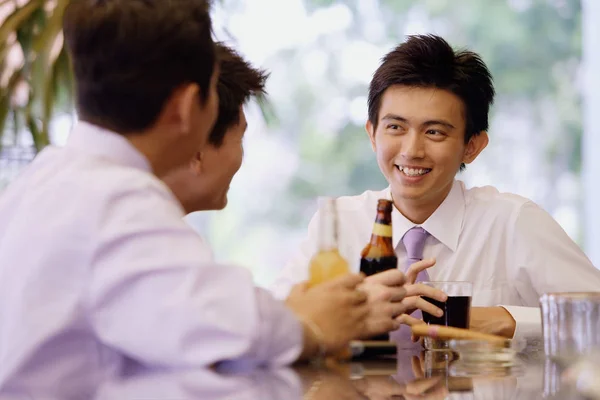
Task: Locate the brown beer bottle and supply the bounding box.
[360,199,397,276]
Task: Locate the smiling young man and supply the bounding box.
[273,34,600,342]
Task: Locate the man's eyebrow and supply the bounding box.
[381,114,456,130]
[381,113,408,123]
[422,119,456,130]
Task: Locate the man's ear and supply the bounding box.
[159,83,200,136]
[366,120,376,152]
[190,151,203,175]
[463,131,489,164]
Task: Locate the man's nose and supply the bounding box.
[400,131,425,159]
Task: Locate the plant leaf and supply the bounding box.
[0,0,19,8]
[31,0,68,54]
[14,4,46,62]
[28,0,69,149]
[0,0,43,54]
[53,45,74,113]
[0,70,23,150]
[25,100,44,151]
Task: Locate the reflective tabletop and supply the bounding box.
[0,345,589,399]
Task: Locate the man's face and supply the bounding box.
[164,107,246,213]
[367,85,486,210]
[194,108,246,210]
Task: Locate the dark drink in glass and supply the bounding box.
[421,282,472,351]
[422,296,471,328]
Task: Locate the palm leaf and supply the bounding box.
[25,105,42,150]
[29,0,69,150]
[0,0,73,152]
[14,3,45,59]
[52,45,73,113]
[0,0,43,57]
[0,70,23,150]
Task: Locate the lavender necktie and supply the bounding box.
[390,226,430,347]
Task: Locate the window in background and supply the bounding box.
[186,0,590,288]
[0,0,593,285]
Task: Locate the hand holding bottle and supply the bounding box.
[358,269,409,336]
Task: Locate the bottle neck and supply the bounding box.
[317,198,339,252]
[369,210,393,245]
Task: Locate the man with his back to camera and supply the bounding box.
[0,1,409,397]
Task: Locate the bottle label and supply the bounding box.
[372,223,392,237]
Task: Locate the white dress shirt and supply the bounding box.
[0,122,302,397]
[272,181,600,341]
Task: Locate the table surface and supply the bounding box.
[294,347,574,400]
[86,345,586,399]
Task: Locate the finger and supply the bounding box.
[398,296,438,317]
[396,313,425,327]
[427,384,450,400]
[330,273,365,289]
[405,258,436,284]
[364,269,406,287]
[411,356,425,379]
[388,286,407,302]
[348,289,368,305]
[407,378,448,400]
[405,389,448,400]
[411,334,425,344]
[361,283,408,305]
[405,376,443,395]
[357,282,388,303]
[362,317,401,338]
[353,303,370,321]
[390,301,411,318]
[411,297,443,317]
[370,285,407,303]
[404,284,448,302]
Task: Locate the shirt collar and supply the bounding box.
[65,121,152,173]
[387,180,465,252]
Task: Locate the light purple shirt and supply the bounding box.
[0,122,302,397]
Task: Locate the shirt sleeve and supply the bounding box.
[499,305,542,340]
[503,201,600,340]
[86,183,303,368]
[269,210,320,300]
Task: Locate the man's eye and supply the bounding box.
[426,129,445,136]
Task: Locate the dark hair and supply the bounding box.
[368,34,495,161]
[63,0,216,134]
[208,43,268,147]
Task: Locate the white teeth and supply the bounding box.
[398,166,430,176]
